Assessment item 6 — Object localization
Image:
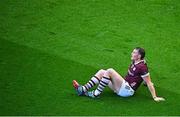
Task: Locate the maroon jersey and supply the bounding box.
[125,60,149,91]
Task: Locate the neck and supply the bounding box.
[134,59,142,64]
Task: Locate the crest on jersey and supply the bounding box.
[133,67,136,71]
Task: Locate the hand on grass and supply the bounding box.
[153,97,165,102]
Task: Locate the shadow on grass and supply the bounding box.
[0,39,179,115]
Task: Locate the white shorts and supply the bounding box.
[117,79,134,97]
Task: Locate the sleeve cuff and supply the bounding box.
[141,73,150,78]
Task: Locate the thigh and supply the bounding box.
[107,68,124,92]
[108,81,116,93]
[111,75,124,93]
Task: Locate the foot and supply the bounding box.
[73,80,79,89]
[85,90,99,98]
[73,80,85,96]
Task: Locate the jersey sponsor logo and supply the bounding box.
[130,82,136,87]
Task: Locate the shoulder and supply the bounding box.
[140,62,148,68]
[136,61,149,74]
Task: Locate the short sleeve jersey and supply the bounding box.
[125,60,149,91]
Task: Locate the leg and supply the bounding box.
[93,68,124,96]
[108,81,116,93]
[73,69,106,95]
[92,71,112,96]
[94,69,106,80]
[107,68,124,93]
[82,69,106,92]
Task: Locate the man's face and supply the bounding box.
[131,49,141,61]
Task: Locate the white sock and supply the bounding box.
[82,76,100,92]
[94,76,110,96]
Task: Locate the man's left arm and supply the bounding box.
[143,75,165,102]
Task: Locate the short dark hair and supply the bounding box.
[135,47,145,60]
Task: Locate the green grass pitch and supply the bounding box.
[0,0,180,115]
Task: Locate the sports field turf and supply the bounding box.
[0,0,180,115]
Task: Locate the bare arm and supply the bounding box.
[143,75,165,102]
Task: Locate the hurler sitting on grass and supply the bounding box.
[73,47,165,102]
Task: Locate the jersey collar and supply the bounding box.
[134,59,146,65]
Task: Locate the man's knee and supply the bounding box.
[107,68,115,75]
[97,69,106,76]
[99,69,106,74]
